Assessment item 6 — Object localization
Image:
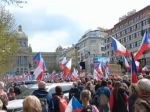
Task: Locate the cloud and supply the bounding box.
[29,30,70,52]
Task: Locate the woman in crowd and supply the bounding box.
[0,81,8,111]
[7,87,16,101]
[80,89,99,112]
[128,84,138,112]
[23,95,42,112]
[112,81,128,112]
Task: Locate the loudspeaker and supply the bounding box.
[80,62,85,69]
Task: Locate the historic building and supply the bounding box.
[76,28,107,72]
[9,25,33,75]
[105,5,150,67]
[8,25,59,75]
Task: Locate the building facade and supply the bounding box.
[105,5,150,67]
[76,29,107,72]
[8,25,58,75]
[9,25,33,75]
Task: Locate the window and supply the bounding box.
[137,40,142,47]
[129,35,131,40]
[101,47,105,51]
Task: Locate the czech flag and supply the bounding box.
[64,59,72,77]
[122,56,130,69]
[33,52,41,65]
[60,57,67,70]
[71,68,78,80]
[65,96,82,112]
[131,53,138,83]
[93,69,101,80]
[33,53,46,80]
[134,32,150,60]
[96,63,103,74]
[112,37,130,56]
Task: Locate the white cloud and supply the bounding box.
[28,30,70,52]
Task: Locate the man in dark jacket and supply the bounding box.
[32,81,52,112]
[69,82,80,101]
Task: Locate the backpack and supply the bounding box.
[99,93,109,106]
[81,105,93,112]
[55,96,67,112]
[39,96,49,112]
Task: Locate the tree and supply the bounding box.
[0,6,18,74]
[1,0,27,8]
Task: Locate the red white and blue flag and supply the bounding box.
[96,63,103,74]
[93,68,101,80]
[122,56,130,69]
[33,53,46,80]
[134,32,150,60]
[60,57,67,70]
[131,53,138,83]
[112,37,130,56]
[65,96,82,112]
[64,59,72,77]
[71,68,78,80]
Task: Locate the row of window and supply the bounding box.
[107,18,150,42]
[112,14,143,33]
[105,28,150,47]
[125,40,142,49]
[17,56,28,66]
[16,67,28,74]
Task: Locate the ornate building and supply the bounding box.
[8,25,33,75]
[8,25,59,75]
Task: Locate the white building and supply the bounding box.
[76,29,107,72]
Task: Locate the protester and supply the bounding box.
[128,84,138,112]
[69,82,80,101]
[0,81,8,111]
[80,89,99,112]
[112,81,128,112]
[94,80,110,112]
[7,87,16,101]
[51,86,68,112]
[85,81,95,97]
[13,82,21,95]
[134,78,150,112]
[32,81,52,112]
[23,95,42,112]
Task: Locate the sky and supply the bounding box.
[7,0,149,52]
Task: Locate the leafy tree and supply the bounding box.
[0,0,27,7]
[0,6,18,74]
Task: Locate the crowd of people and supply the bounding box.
[0,73,149,112]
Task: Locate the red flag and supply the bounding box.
[60,57,67,70]
[131,53,138,83]
[112,37,130,56]
[64,59,72,77]
[33,53,46,80]
[134,32,150,60]
[93,69,100,80]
